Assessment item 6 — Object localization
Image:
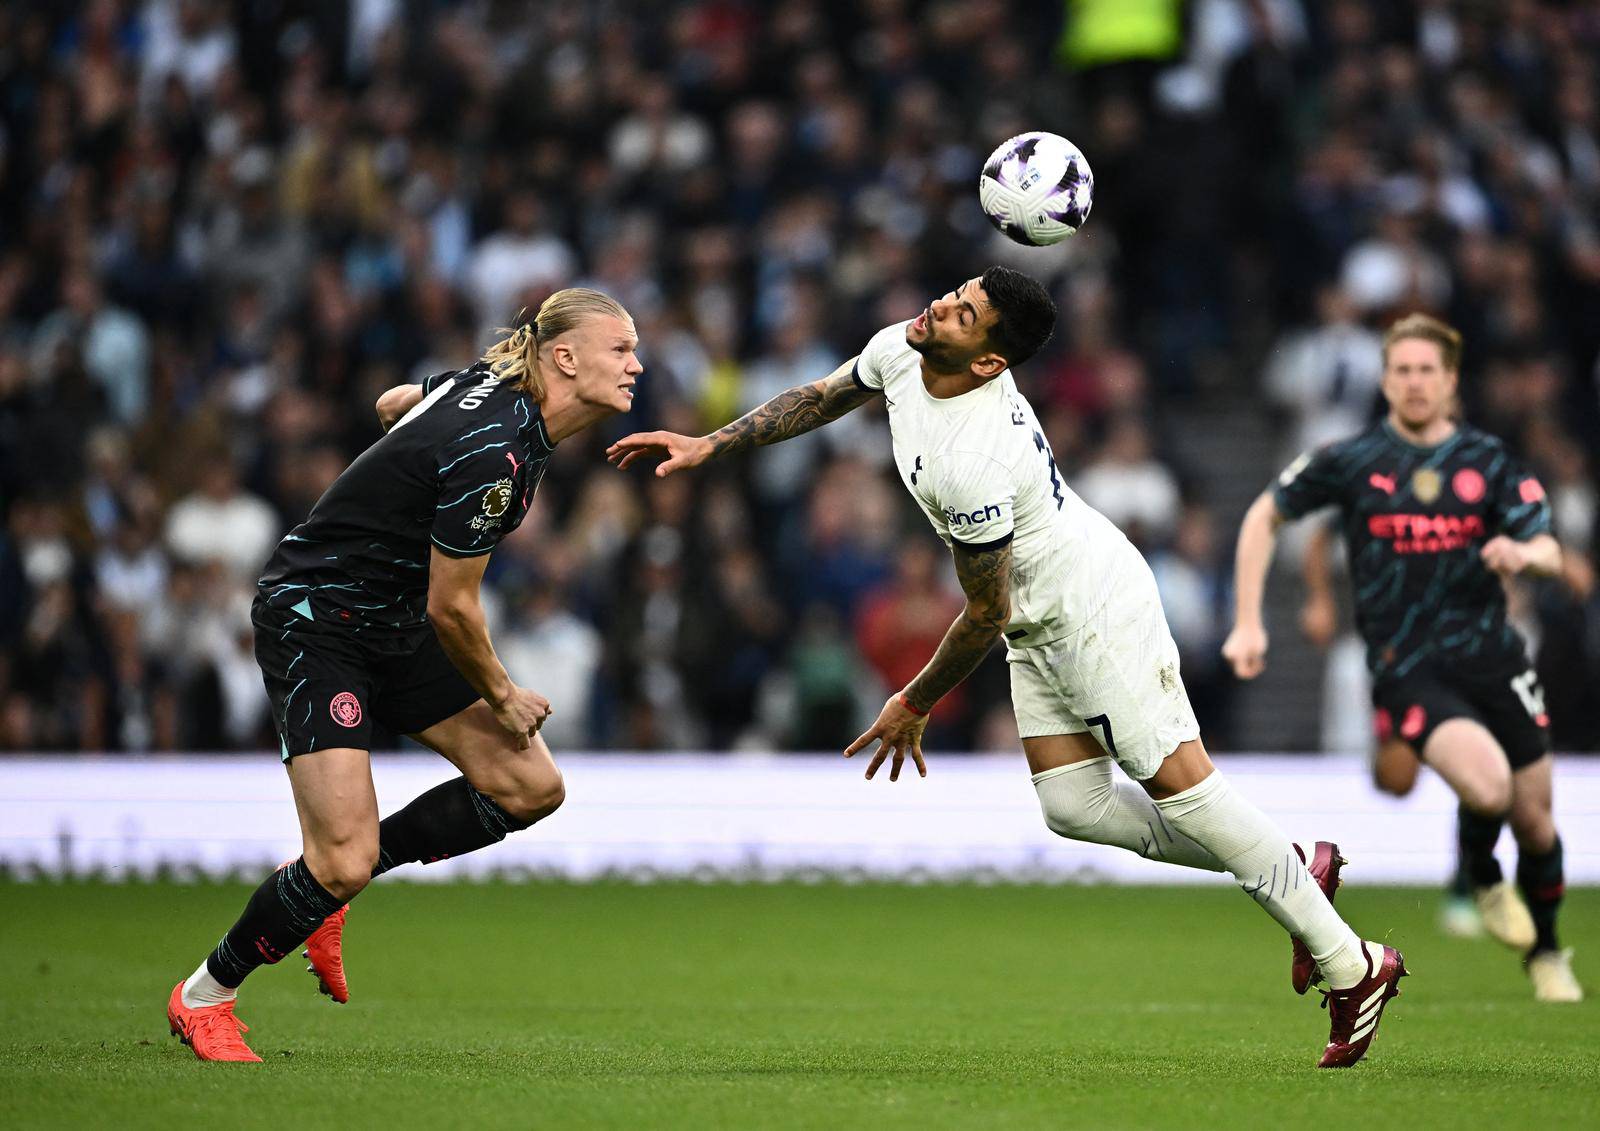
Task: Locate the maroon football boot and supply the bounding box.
[1291,841,1347,994]
[1318,943,1408,1068]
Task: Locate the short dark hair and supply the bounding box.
[980,265,1056,368]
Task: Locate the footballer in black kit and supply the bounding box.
[254,362,551,758]
[1226,313,1580,1002]
[1272,419,1552,767]
[166,290,646,1061]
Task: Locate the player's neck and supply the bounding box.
[538,385,611,444]
[919,360,989,400]
[1385,411,1456,448]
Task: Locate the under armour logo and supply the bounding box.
[911,455,922,485]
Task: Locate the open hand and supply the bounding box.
[606,432,713,477]
[844,694,930,781]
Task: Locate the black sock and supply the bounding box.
[1448,852,1474,898]
[206,857,345,988]
[372,776,530,878]
[1516,836,1564,955]
[1457,804,1505,887]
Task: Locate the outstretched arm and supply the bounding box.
[1222,491,1287,680]
[705,357,875,456]
[845,538,1013,781]
[607,357,874,476]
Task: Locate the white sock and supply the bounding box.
[181,959,237,1009]
[1152,770,1368,989]
[1033,757,1224,872]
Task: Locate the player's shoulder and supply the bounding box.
[1450,422,1509,457]
[435,363,509,412]
[867,320,913,351]
[419,368,456,396]
[1314,421,1392,468]
[859,321,914,368]
[1276,426,1371,494]
[416,365,536,442]
[854,321,918,392]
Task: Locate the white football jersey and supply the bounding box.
[854,321,1142,648]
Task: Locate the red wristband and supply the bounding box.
[898,693,929,717]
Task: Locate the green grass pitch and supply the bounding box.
[2,880,1596,1129]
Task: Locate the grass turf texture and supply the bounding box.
[1,882,1596,1130]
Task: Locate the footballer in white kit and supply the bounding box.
[851,316,1196,782]
[609,266,1407,1068]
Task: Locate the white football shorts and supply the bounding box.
[1007,549,1199,782]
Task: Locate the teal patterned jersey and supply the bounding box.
[258,364,550,639]
[1273,421,1550,680]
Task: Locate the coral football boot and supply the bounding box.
[304,904,350,1004]
[166,982,261,1063]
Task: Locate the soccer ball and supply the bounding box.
[978,131,1095,247]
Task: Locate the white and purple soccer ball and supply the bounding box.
[978,131,1095,247]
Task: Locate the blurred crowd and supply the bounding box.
[1,0,1597,754]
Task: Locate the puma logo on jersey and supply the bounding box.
[911,456,922,485]
[458,374,499,410]
[1369,472,1396,495]
[946,502,1003,526]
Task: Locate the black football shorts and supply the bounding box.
[252,596,479,761]
[1372,659,1551,769]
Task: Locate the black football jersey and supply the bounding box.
[258,363,551,638]
[1273,421,1551,680]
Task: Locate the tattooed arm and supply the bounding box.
[705,357,876,455]
[904,539,1013,710]
[845,538,1013,781]
[606,357,875,476]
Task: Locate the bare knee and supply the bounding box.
[1459,778,1511,817]
[304,840,378,902]
[1425,721,1514,815]
[1425,745,1509,814]
[497,768,565,826]
[1460,762,1512,816]
[1509,800,1557,853]
[1139,738,1213,801]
